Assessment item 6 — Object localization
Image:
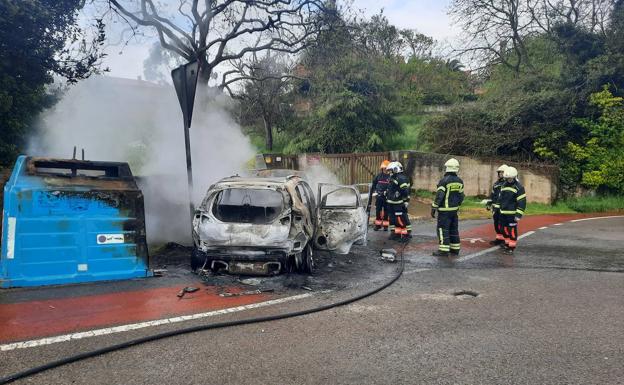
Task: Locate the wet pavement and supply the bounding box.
[1,214,623,384]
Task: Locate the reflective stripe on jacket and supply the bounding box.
[387,173,411,204]
[498,180,527,217]
[491,178,505,209]
[432,173,464,211]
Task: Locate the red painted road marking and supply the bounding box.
[0,284,272,343]
[406,213,609,253]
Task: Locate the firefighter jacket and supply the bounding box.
[498,179,527,218]
[387,173,411,204]
[432,172,465,211]
[369,172,390,201]
[490,178,505,209]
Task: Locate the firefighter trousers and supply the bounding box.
[388,203,411,236]
[501,214,518,249]
[437,211,460,253]
[374,195,389,229]
[493,209,504,241]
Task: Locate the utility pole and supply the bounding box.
[171,61,199,222]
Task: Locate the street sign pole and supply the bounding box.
[171,61,200,223]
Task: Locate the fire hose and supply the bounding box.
[0,242,407,384]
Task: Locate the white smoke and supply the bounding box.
[29,76,255,245]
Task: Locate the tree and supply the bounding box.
[229,52,295,150]
[108,0,332,84]
[450,0,615,72]
[0,0,106,165]
[399,29,434,60]
[566,86,624,192]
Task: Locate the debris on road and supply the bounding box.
[152,269,167,277]
[240,278,263,286]
[380,249,397,262]
[301,286,313,291]
[177,286,200,298]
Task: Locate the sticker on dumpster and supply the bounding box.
[97,234,125,244]
[7,217,16,259]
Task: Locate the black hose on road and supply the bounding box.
[0,243,407,384]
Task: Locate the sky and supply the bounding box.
[100,0,460,80]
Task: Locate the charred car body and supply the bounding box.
[191,176,367,275]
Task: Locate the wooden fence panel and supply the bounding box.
[317,152,390,185]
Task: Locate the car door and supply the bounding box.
[314,183,367,254]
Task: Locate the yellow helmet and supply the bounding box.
[444,158,460,173]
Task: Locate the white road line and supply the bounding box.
[457,231,536,263]
[539,226,548,230]
[553,223,563,226]
[0,293,313,352]
[570,215,624,223]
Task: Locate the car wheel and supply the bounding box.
[190,248,207,272]
[301,244,315,275]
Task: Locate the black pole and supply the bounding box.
[183,119,194,220]
[171,61,199,224]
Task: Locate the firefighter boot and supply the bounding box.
[389,233,400,241]
[489,239,505,246]
[432,250,449,257]
[374,225,381,231]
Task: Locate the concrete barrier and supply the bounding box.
[392,151,559,204]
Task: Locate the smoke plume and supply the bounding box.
[29,76,255,245]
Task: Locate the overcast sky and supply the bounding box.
[100,0,460,80]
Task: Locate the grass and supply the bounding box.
[565,195,624,213]
[415,193,623,220]
[385,114,430,151]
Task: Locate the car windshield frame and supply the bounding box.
[211,188,285,224]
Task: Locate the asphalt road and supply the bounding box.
[1,216,623,385]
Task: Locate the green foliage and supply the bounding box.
[0,0,106,165]
[384,115,429,151]
[565,195,624,213]
[566,87,624,192]
[242,10,473,155]
[285,89,400,153]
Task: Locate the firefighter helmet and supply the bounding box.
[444,158,460,173]
[380,160,390,169]
[497,164,508,172]
[503,166,518,179]
[387,161,403,174]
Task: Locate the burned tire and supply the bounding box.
[301,244,315,275]
[191,248,207,272]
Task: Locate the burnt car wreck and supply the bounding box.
[191,176,367,275]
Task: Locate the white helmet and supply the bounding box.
[497,164,508,173]
[387,161,403,174]
[444,158,460,173]
[503,166,518,179]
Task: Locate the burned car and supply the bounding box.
[191,176,367,275]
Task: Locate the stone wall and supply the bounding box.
[391,151,559,204]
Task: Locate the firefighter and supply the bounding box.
[498,166,526,254]
[431,158,464,256]
[367,160,391,231]
[487,164,508,245]
[386,161,412,241]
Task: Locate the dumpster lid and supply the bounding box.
[26,158,134,179]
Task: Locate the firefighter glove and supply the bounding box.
[431,208,437,218]
[515,216,522,221]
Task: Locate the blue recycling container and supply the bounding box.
[1,156,151,288]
